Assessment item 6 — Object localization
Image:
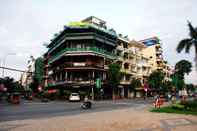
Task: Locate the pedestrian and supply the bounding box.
[154,93,159,108]
[167,93,171,101]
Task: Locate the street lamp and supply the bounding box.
[2,53,16,78]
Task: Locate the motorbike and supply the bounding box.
[81,101,92,109]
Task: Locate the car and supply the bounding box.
[69,93,80,102]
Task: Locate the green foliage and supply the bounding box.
[176,21,197,69]
[150,106,197,115]
[171,72,185,90]
[180,100,197,111]
[29,78,39,93]
[151,100,197,115]
[171,103,184,110]
[108,63,121,89]
[162,80,173,92]
[175,60,192,75]
[130,78,142,91]
[0,77,23,93]
[186,84,196,92]
[172,60,192,90]
[148,70,165,91]
[34,57,44,85]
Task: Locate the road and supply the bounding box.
[0,99,153,122]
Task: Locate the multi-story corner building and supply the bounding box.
[44,16,117,99]
[43,16,170,99]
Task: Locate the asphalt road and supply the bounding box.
[0,99,152,122]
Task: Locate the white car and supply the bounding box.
[69,93,80,102]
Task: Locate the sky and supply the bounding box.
[0,0,197,84]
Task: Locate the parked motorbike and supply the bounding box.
[81,101,92,109]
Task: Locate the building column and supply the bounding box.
[92,71,95,79]
[60,72,62,81]
[65,71,67,81]
[92,70,95,100]
[55,73,58,81]
[70,72,72,81]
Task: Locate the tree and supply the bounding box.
[148,70,165,93]
[108,63,121,99]
[34,57,44,85]
[29,57,44,93]
[172,60,192,90]
[0,77,23,93]
[162,80,173,93]
[29,78,39,93]
[130,78,142,98]
[186,84,195,93]
[175,60,192,76]
[176,21,197,70]
[171,72,185,90]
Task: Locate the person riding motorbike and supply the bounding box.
[81,96,92,109]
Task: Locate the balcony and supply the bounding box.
[116,45,124,51]
[156,56,163,61]
[64,62,104,68]
[48,47,117,64]
[156,49,163,54]
[120,80,130,85]
[104,65,109,70]
[47,79,94,87]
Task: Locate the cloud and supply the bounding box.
[185,68,197,84]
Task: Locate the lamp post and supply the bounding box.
[2,53,16,78]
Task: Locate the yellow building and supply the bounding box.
[115,35,152,98]
[140,37,171,79]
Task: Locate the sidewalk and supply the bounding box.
[0,104,196,131]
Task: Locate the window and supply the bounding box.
[123,52,128,59]
[124,63,129,69]
[125,75,130,81]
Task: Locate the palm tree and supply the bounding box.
[176,21,197,70]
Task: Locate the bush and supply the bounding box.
[181,100,197,111]
[171,103,184,110]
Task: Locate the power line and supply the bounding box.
[0,66,33,74]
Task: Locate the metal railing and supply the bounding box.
[48,47,116,63]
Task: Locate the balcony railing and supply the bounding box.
[49,47,116,64]
[64,62,104,68]
[47,79,94,87]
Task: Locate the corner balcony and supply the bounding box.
[47,79,94,88]
[64,61,104,68]
[48,47,117,64]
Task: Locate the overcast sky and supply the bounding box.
[0,0,197,84]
